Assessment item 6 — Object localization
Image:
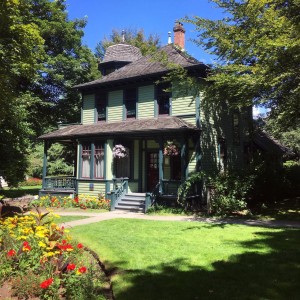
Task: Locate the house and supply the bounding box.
[38,22,252,212]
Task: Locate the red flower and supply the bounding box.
[40,278,53,289]
[57,241,73,252]
[77,243,83,249]
[23,241,31,252]
[7,249,16,257]
[78,266,87,274]
[67,263,76,271]
[74,196,79,203]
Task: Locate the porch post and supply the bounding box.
[180,137,187,181]
[158,137,164,193]
[42,141,49,189]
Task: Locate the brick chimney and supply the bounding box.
[173,21,185,50]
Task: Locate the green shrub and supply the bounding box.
[283,160,300,197]
[208,171,255,215]
[20,177,42,186]
[177,171,205,210]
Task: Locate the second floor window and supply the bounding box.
[124,88,136,119]
[157,83,171,115]
[96,92,107,122]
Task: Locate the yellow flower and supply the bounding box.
[39,241,47,248]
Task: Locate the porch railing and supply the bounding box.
[43,176,76,190]
[107,178,129,210]
[161,179,181,196]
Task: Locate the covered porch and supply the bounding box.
[38,117,202,211]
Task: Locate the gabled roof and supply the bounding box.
[253,130,290,155]
[38,117,200,141]
[74,44,208,90]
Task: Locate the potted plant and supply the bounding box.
[163,141,179,156]
[112,144,128,159]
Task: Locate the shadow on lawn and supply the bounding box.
[113,228,300,300]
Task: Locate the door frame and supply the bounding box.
[145,149,159,192]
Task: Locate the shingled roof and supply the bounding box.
[102,43,142,63]
[39,117,200,141]
[74,44,207,90]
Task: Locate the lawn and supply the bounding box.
[56,215,91,223]
[0,185,41,198]
[70,219,300,300]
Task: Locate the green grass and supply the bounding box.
[0,186,41,198]
[70,219,300,300]
[56,215,91,223]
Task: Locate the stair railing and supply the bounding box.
[145,181,161,212]
[107,178,129,211]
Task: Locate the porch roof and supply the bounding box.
[38,117,200,141]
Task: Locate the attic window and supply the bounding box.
[124,88,136,119]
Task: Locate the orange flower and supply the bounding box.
[23,241,31,252]
[78,266,87,274]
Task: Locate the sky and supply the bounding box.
[65,0,225,64]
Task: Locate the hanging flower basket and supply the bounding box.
[163,141,179,156]
[113,144,128,159]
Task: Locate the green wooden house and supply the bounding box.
[38,22,252,212]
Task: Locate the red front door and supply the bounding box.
[147,152,159,191]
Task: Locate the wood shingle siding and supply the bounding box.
[138,85,155,119]
[82,94,95,124]
[108,90,123,122]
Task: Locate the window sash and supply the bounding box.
[94,144,104,178]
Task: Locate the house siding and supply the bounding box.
[77,181,106,197]
[138,85,155,119]
[82,94,95,124]
[108,90,123,122]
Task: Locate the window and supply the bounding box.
[81,144,91,178]
[157,83,171,115]
[170,155,181,180]
[94,143,104,178]
[124,88,136,119]
[218,138,227,172]
[115,148,130,178]
[96,92,107,122]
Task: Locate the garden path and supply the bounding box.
[58,210,300,228]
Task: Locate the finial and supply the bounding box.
[122,30,125,43]
[168,31,172,44]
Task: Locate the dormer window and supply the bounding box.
[157,83,171,115]
[96,91,107,122]
[124,88,136,119]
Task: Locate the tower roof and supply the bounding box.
[101,43,143,63]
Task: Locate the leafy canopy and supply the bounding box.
[186,0,300,130]
[95,28,160,60]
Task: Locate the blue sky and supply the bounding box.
[65,0,225,63]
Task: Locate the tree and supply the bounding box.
[187,0,300,131]
[0,0,45,186]
[0,0,100,186]
[95,28,160,60]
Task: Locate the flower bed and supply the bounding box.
[0,208,109,299]
[31,194,111,210]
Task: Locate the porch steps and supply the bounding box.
[115,193,146,212]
